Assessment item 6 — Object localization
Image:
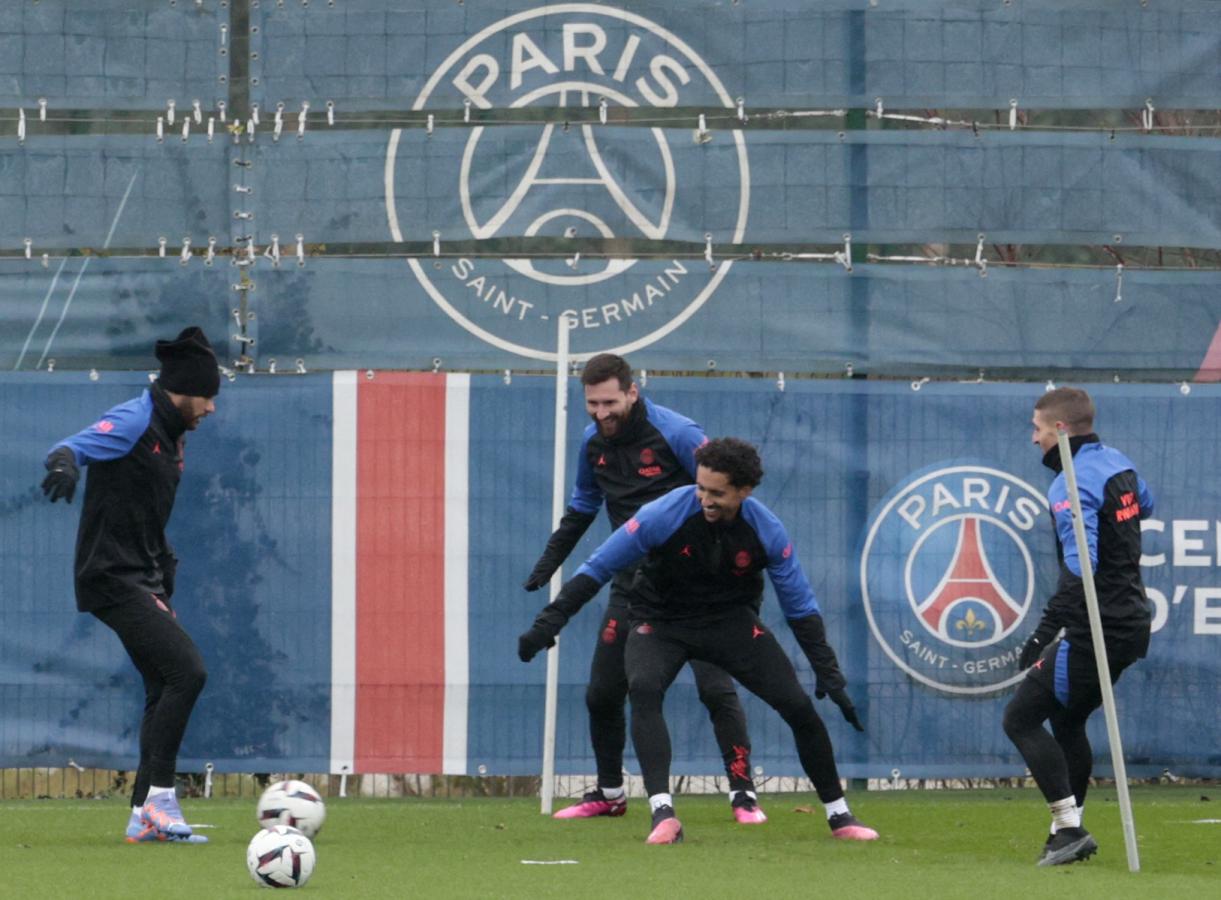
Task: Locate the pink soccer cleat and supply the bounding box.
[731,794,768,824]
[552,789,627,819]
[828,811,879,841]
[645,805,684,844]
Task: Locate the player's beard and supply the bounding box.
[595,410,630,438]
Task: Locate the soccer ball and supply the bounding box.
[246,825,316,888]
[256,779,327,838]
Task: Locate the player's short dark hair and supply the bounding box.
[694,437,764,488]
[1035,386,1095,433]
[580,353,633,390]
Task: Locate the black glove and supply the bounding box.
[517,606,568,662]
[789,614,846,692]
[517,573,604,661]
[788,614,864,731]
[523,508,596,591]
[1018,619,1058,669]
[822,687,865,732]
[1018,634,1045,669]
[517,625,555,662]
[522,569,553,592]
[41,447,79,503]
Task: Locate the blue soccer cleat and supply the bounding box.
[140,792,193,838]
[125,807,208,844]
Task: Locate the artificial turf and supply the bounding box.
[0,785,1215,898]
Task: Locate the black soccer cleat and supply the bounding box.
[1036,827,1098,866]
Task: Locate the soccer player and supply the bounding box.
[41,326,220,844]
[524,354,765,823]
[1004,387,1154,866]
[519,437,876,845]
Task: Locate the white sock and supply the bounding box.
[146,785,175,800]
[824,797,849,819]
[1049,796,1081,830]
[132,805,142,815]
[599,786,624,800]
[649,793,674,813]
[1049,805,1085,835]
[729,790,757,804]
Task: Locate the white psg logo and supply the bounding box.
[859,465,1051,695]
[384,4,750,361]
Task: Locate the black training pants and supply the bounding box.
[587,569,753,791]
[625,606,843,802]
[1002,636,1141,806]
[93,592,207,807]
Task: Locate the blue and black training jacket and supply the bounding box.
[569,396,707,530]
[1038,434,1155,652]
[46,383,188,612]
[526,395,708,584]
[573,485,823,624]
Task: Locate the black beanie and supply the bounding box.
[155,326,221,398]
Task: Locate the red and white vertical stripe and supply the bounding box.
[330,371,469,774]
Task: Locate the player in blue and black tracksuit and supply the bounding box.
[1003,387,1154,867]
[41,326,220,845]
[520,437,877,844]
[523,354,764,822]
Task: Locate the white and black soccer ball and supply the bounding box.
[247,825,316,888]
[256,779,327,839]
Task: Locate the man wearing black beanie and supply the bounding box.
[41,326,221,844]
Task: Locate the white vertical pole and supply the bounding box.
[1056,428,1140,873]
[540,316,572,814]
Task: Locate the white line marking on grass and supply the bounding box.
[520,860,580,865]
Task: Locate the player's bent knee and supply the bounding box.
[1001,700,1034,741]
[627,684,665,714]
[696,683,738,711]
[178,664,207,697]
[585,682,626,715]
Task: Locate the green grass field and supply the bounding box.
[0,786,1215,898]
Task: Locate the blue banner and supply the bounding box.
[0,1,222,110]
[254,1,1221,110]
[476,377,1221,778]
[5,259,1220,378]
[3,374,1218,776]
[0,2,1216,378]
[0,138,233,250]
[2,373,334,772]
[254,128,1219,249]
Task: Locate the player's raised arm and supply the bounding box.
[517,488,686,662]
[41,396,151,503]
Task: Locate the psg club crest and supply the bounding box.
[859,465,1051,695]
[384,3,750,361]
